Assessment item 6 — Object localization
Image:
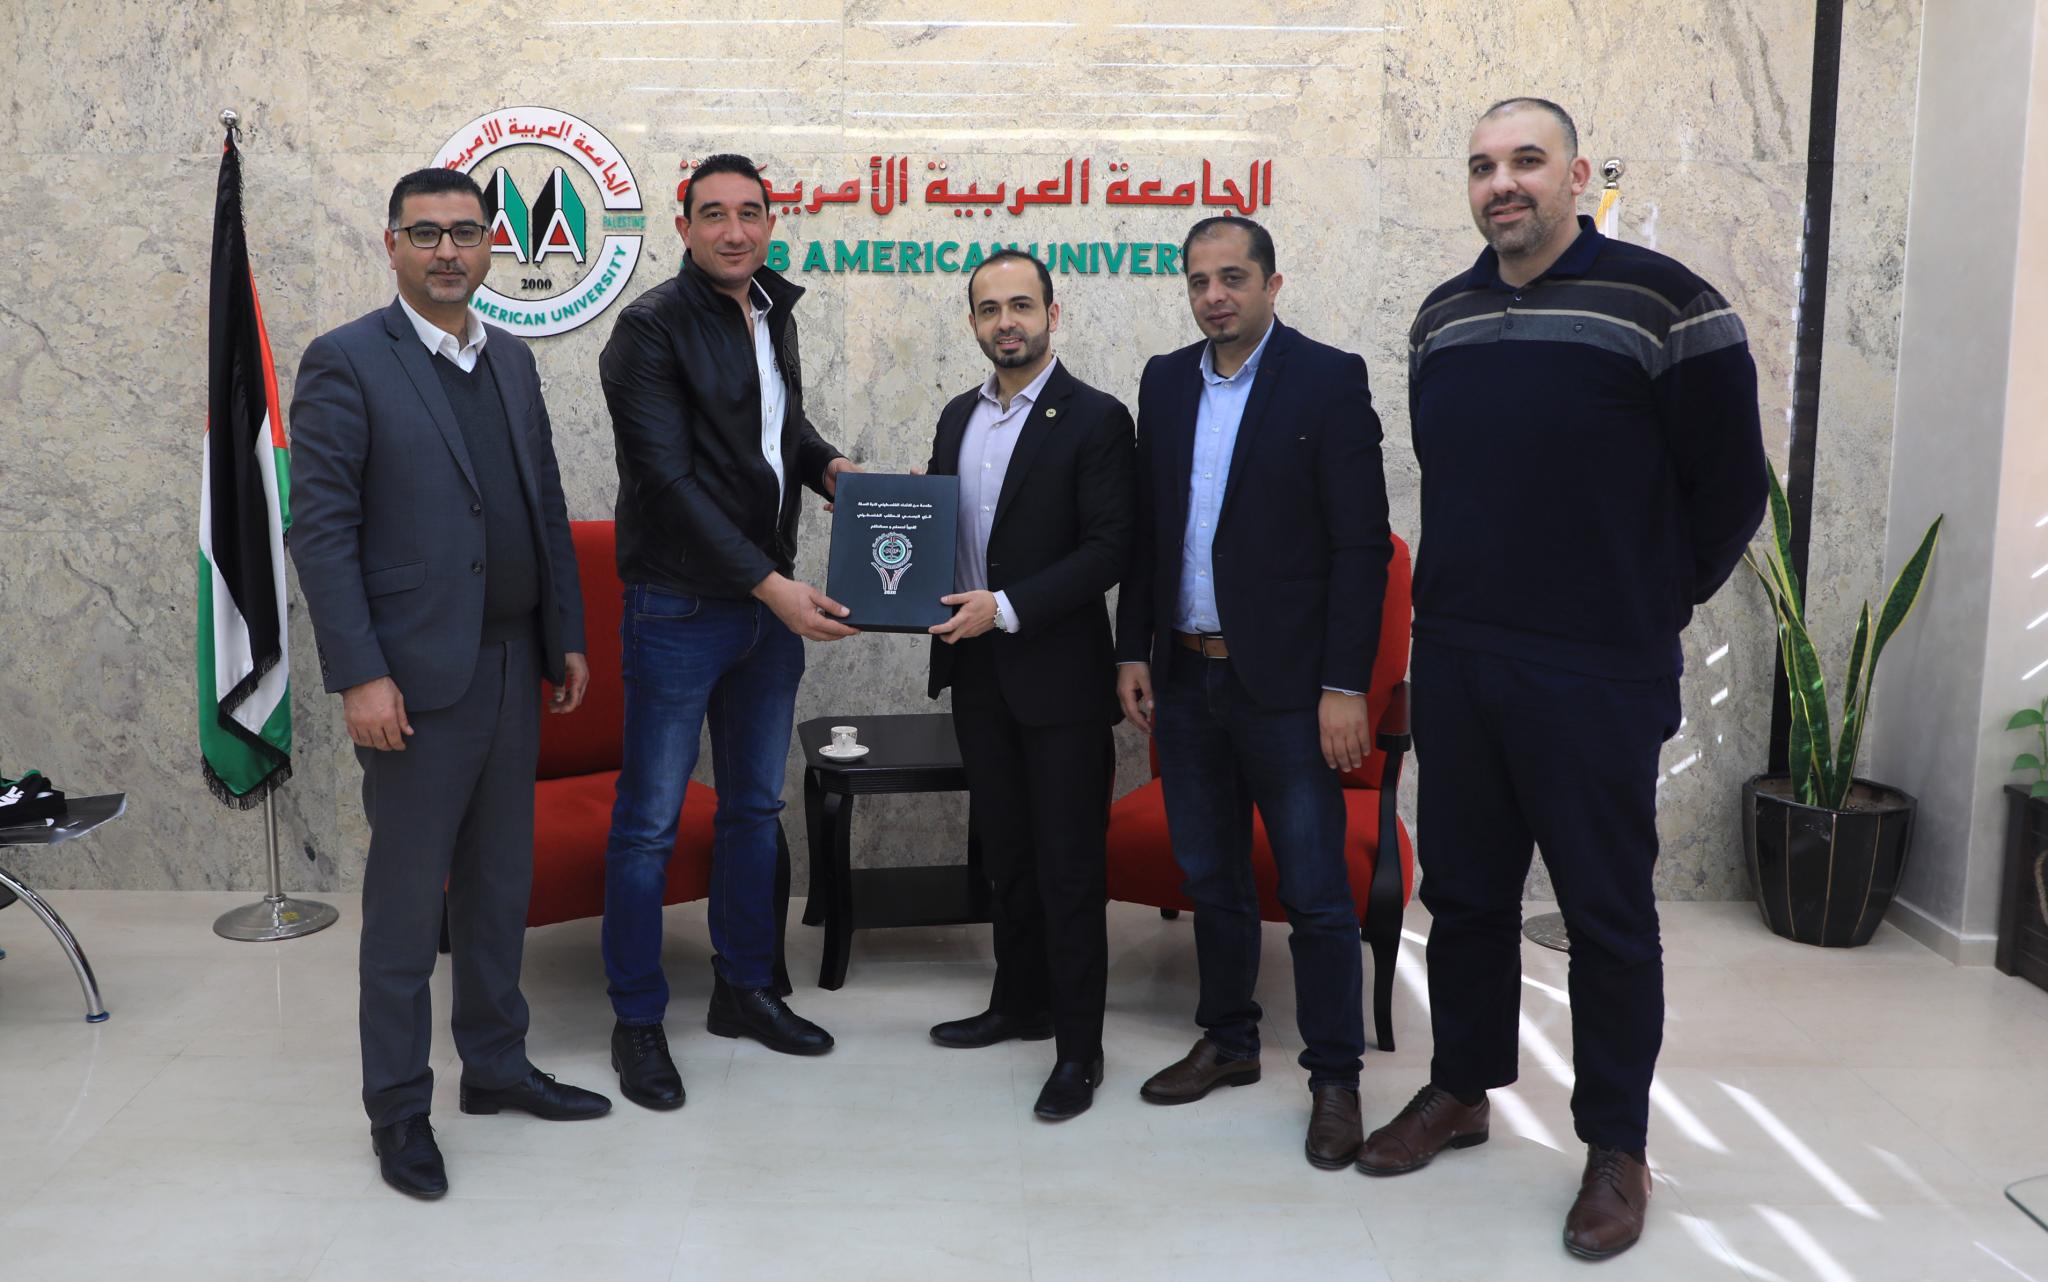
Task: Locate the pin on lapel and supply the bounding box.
[1045,407,1058,418]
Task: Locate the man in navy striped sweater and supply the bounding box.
[1355,98,1766,1261]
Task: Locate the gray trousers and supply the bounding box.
[357,635,539,1127]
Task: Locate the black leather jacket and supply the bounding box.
[598,257,843,598]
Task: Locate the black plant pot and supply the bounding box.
[1742,773,1917,947]
[1996,784,2048,992]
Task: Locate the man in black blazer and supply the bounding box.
[925,250,1136,1120]
[292,167,611,1200]
[1115,217,1393,1168]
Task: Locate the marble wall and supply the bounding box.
[0,0,1921,897]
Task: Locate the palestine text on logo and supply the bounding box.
[433,107,646,338]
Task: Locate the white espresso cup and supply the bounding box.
[830,725,859,752]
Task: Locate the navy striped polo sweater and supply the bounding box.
[1407,216,1768,679]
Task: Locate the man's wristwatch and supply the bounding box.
[992,596,1010,633]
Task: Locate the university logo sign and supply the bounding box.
[433,107,646,338]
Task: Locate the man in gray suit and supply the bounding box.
[291,167,611,1200]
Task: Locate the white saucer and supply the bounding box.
[818,743,870,760]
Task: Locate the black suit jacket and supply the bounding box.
[926,360,1136,728]
[1114,319,1392,710]
[290,300,584,712]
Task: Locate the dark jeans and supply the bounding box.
[1153,647,1364,1089]
[1411,640,1679,1152]
[949,636,1113,1065]
[603,586,803,1021]
[357,636,538,1128]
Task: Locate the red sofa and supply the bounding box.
[529,521,718,929]
[1105,534,1416,1051]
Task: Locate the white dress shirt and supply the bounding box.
[744,280,789,502]
[397,294,487,372]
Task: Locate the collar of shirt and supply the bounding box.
[397,293,487,368]
[976,354,1060,416]
[1199,317,1276,387]
[746,278,775,327]
[1462,214,1604,293]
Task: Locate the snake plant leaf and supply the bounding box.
[1868,515,1943,665]
[1760,548,1805,630]
[1763,467,1802,616]
[1833,604,1873,806]
[1782,613,1833,806]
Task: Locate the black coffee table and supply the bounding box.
[0,793,124,1022]
[797,714,988,989]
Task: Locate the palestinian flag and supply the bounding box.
[198,126,292,807]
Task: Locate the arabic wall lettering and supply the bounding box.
[688,155,1276,219]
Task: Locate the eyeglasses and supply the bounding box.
[394,221,488,249]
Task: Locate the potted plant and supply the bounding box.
[1997,697,2048,989]
[1740,468,1942,946]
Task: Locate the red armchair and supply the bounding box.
[1106,534,1416,1051]
[529,521,717,928]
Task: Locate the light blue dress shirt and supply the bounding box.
[1175,321,1275,633]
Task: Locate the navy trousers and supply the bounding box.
[1412,640,1679,1152]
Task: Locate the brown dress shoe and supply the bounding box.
[1305,1085,1364,1170]
[1138,1039,1261,1105]
[1355,1084,1490,1175]
[1563,1146,1651,1259]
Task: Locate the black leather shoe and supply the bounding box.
[611,1020,685,1111]
[458,1067,612,1120]
[707,974,834,1055]
[1033,1058,1104,1121]
[371,1114,447,1199]
[930,1008,1054,1049]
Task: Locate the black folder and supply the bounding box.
[824,472,959,634]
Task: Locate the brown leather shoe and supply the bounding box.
[1355,1084,1490,1175]
[1563,1146,1651,1260]
[1138,1039,1261,1105]
[1305,1085,1363,1170]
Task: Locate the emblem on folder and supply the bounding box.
[871,533,914,595]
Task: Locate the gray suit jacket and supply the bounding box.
[289,299,585,713]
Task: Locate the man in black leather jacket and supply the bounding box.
[597,153,858,1111]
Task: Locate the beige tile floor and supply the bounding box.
[1,891,2045,1282]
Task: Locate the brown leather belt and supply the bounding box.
[1173,630,1230,659]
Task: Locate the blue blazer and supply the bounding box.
[289,300,584,712]
[1114,319,1392,710]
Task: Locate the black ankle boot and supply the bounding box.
[611,1020,685,1110]
[706,974,834,1056]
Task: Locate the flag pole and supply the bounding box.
[213,789,337,941]
[205,107,337,944]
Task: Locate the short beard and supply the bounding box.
[1481,201,1564,258]
[982,331,1046,369]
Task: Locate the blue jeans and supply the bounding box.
[1153,648,1365,1089]
[602,586,803,1022]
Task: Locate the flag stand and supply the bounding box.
[213,791,338,941]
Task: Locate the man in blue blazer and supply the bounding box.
[1115,216,1393,1170]
[292,168,611,1200]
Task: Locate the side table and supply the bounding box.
[0,793,125,1022]
[797,714,988,989]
